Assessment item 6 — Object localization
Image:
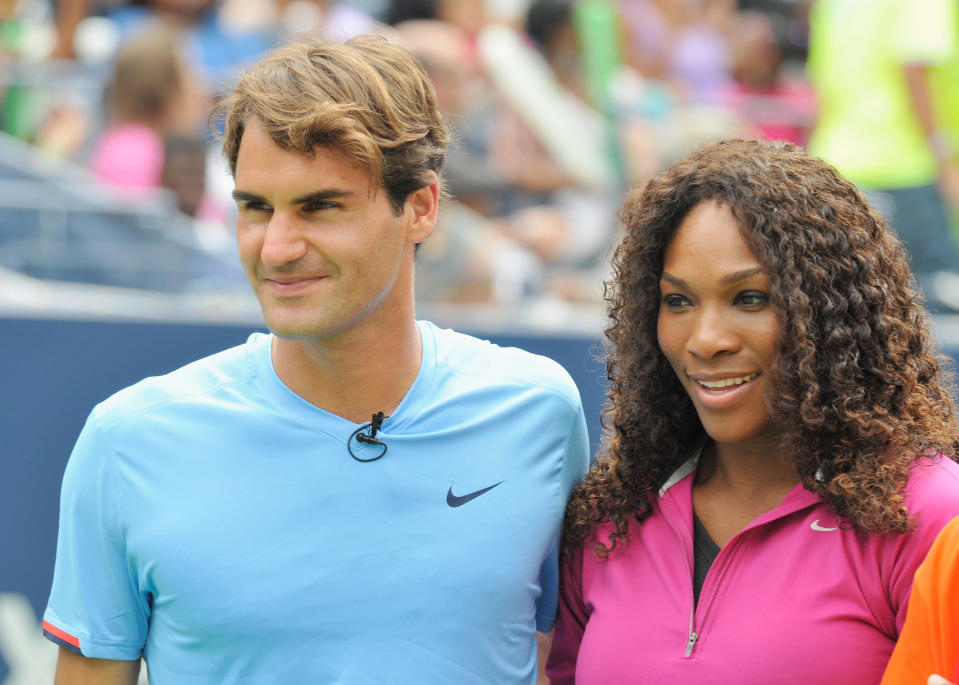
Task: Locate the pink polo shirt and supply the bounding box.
[547,455,959,684]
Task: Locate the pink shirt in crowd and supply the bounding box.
[89,123,164,197]
[547,453,959,684]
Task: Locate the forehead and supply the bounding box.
[663,201,762,271]
[234,119,378,197]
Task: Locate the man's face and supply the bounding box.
[233,119,433,343]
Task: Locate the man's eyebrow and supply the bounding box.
[231,189,355,204]
[660,267,768,288]
[290,189,354,205]
[232,190,264,203]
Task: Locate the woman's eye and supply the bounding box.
[737,291,769,308]
[662,294,691,310]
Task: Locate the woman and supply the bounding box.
[547,138,959,684]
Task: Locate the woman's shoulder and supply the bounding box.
[906,454,959,495]
[578,504,673,568]
[904,454,959,530]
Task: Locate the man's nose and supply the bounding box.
[260,212,308,267]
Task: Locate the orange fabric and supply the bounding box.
[882,516,959,684]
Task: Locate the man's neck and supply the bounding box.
[270,318,423,424]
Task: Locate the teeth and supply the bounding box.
[697,373,758,389]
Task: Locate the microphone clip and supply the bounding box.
[348,412,389,462]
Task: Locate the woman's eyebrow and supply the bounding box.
[659,268,768,289]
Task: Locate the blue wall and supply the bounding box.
[0,316,607,679]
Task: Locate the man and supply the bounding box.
[882,515,959,685]
[42,35,590,684]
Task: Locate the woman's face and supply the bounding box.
[657,200,781,448]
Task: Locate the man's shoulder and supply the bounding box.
[93,333,263,427]
[424,321,582,409]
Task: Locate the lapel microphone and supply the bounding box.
[348,412,388,462]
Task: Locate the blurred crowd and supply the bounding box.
[1,0,958,312]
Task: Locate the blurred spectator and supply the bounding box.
[479,10,626,294]
[397,13,620,304]
[2,0,825,315]
[50,0,274,88]
[808,0,959,312]
[525,0,586,101]
[161,133,209,216]
[161,133,232,249]
[89,26,209,197]
[386,0,487,36]
[719,8,815,145]
[395,19,496,211]
[271,0,378,42]
[395,18,544,303]
[434,0,487,36]
[618,0,736,104]
[123,0,273,84]
[929,3,959,224]
[386,0,439,25]
[486,0,616,196]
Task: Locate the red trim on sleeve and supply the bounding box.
[42,620,80,648]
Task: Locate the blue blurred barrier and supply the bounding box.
[0,314,607,680]
[0,131,248,293]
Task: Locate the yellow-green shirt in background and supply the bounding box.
[808,0,957,188]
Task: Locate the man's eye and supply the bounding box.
[303,202,335,212]
[241,202,271,212]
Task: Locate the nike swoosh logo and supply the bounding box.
[810,519,839,532]
[447,481,504,507]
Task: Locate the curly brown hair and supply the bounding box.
[566,138,959,556]
[214,34,450,215]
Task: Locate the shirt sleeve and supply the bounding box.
[887,457,959,633]
[42,410,149,660]
[892,0,957,65]
[881,515,959,684]
[545,545,588,685]
[535,399,590,633]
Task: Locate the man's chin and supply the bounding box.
[266,326,321,341]
[263,318,343,342]
[259,306,330,340]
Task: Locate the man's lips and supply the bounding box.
[262,276,327,294]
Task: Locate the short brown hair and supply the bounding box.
[216,34,450,214]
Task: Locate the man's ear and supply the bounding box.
[406,172,440,244]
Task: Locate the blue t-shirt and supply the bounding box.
[43,321,590,684]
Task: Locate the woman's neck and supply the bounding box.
[696,437,799,500]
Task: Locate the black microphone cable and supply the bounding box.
[348,411,388,462]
